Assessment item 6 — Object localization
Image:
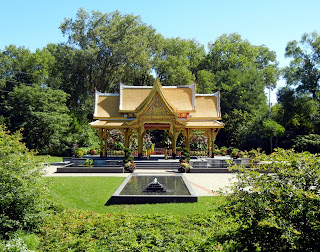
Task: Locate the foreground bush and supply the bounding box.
[38,209,229,251]
[0,125,52,238]
[220,149,320,251]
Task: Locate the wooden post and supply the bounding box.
[103,129,109,157]
[97,128,104,157]
[211,129,219,158]
[185,129,190,151]
[123,128,131,149]
[138,125,144,159]
[207,129,213,158]
[171,127,177,159]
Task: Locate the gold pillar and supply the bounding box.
[103,129,109,157]
[138,124,144,159]
[207,129,213,158]
[123,128,131,149]
[185,129,190,151]
[211,128,219,158]
[171,127,178,159]
[97,128,104,157]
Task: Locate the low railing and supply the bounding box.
[106,150,124,157]
[190,150,208,158]
[105,149,209,158]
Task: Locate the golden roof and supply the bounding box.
[185,120,224,128]
[189,94,220,118]
[163,88,193,111]
[120,87,150,111]
[90,120,128,128]
[119,83,195,112]
[94,93,122,119]
[93,80,222,122]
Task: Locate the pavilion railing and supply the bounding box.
[105,149,209,158]
[190,150,208,158]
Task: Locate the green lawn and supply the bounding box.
[46,177,223,215]
[35,155,63,163]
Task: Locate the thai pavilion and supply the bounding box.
[90,78,224,159]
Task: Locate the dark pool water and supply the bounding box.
[119,175,191,195]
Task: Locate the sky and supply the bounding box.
[1,0,320,104]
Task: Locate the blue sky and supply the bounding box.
[1,0,320,104]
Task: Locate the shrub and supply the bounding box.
[38,209,226,251]
[181,147,190,163]
[231,148,240,159]
[214,148,221,155]
[87,149,97,155]
[293,134,320,153]
[83,159,93,167]
[220,146,228,156]
[219,148,320,251]
[123,148,131,160]
[74,148,84,158]
[3,238,31,252]
[0,125,52,238]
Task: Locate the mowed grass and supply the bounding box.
[46,177,223,215]
[35,155,63,163]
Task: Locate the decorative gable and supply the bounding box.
[141,93,175,117]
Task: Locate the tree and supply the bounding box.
[201,33,279,114]
[0,125,51,238]
[0,45,51,89]
[154,38,205,86]
[275,86,320,148]
[216,109,255,149]
[59,8,162,93]
[261,118,285,153]
[0,45,55,114]
[4,84,71,155]
[293,134,320,153]
[283,32,320,101]
[195,70,216,93]
[219,149,320,251]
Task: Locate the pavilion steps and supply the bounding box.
[134,161,180,169]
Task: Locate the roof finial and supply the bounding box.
[154,77,162,89]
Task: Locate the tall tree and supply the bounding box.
[59,8,163,93]
[283,32,320,101]
[154,38,205,86]
[201,33,279,149]
[0,45,54,105]
[277,87,319,136]
[5,84,71,155]
[201,33,279,114]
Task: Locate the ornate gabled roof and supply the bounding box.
[189,92,221,119]
[135,78,176,116]
[93,91,122,119]
[92,79,222,122]
[119,79,195,112]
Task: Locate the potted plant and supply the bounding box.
[220,146,228,156]
[83,158,93,167]
[178,148,192,172]
[178,161,192,173]
[231,148,240,159]
[214,148,221,156]
[123,148,136,172]
[124,160,136,173]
